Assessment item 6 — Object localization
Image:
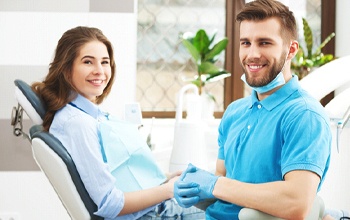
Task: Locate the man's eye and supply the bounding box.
[261,42,270,45]
[241,42,250,46]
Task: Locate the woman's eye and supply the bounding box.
[241,42,250,46]
[84,60,92,64]
[102,60,110,65]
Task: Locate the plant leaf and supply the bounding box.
[314,32,335,55]
[182,39,200,62]
[209,31,217,46]
[291,17,335,77]
[206,71,231,82]
[302,18,313,59]
[191,78,202,88]
[304,59,314,67]
[205,38,228,61]
[179,29,231,91]
[199,61,220,74]
[314,53,334,66]
[193,29,210,56]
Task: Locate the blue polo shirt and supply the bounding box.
[206,76,332,219]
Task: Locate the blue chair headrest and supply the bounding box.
[14,79,46,122]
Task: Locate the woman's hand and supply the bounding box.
[164,170,182,183]
[161,171,182,198]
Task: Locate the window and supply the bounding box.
[137,0,226,118]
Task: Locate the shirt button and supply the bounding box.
[257,104,262,109]
[247,125,251,129]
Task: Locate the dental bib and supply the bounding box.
[241,71,285,94]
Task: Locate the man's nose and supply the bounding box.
[247,44,261,59]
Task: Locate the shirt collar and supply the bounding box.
[70,94,107,119]
[250,75,300,111]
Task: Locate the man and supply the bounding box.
[173,0,332,219]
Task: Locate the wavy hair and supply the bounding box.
[236,0,297,43]
[32,26,116,131]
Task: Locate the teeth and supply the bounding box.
[90,80,103,84]
[249,65,263,69]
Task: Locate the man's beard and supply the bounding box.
[240,51,287,87]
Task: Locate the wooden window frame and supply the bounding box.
[320,0,336,106]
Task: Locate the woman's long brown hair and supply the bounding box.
[32,26,116,131]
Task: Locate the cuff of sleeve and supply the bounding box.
[94,188,125,218]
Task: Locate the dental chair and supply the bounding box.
[325,87,350,152]
[11,79,102,220]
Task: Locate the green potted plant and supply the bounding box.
[292,18,335,79]
[180,29,231,96]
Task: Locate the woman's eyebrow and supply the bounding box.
[81,55,95,60]
[81,55,110,60]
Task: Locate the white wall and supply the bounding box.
[335,0,350,94]
[335,0,350,57]
[0,0,137,218]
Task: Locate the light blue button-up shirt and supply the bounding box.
[50,94,154,219]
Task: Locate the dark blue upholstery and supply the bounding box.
[14,79,46,119]
[30,126,102,220]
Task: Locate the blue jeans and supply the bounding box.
[137,199,205,220]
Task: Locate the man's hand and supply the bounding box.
[182,163,219,200]
[174,164,200,207]
[174,181,200,208]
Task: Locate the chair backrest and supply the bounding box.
[13,79,102,220]
[325,87,350,120]
[14,79,46,125]
[299,55,350,101]
[11,79,46,140]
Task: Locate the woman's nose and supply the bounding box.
[93,63,103,75]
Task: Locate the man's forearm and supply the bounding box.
[212,170,320,220]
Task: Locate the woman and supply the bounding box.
[32,26,204,219]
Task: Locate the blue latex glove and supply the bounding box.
[174,181,200,208]
[174,164,200,208]
[182,163,219,200]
